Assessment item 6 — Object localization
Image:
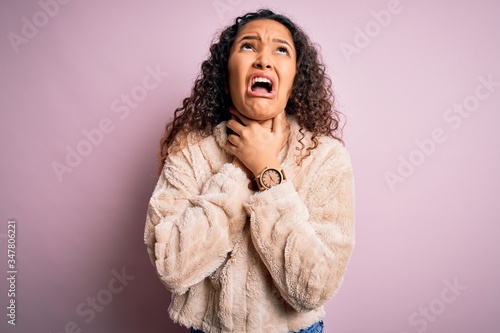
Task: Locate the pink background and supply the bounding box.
[1,0,499,332]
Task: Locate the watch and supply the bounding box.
[254,166,286,191]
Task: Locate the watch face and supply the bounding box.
[261,169,282,188]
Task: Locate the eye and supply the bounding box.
[240,43,254,51]
[276,47,289,55]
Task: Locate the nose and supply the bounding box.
[253,50,272,70]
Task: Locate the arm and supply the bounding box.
[244,145,355,312]
[144,141,252,294]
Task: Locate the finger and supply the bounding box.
[225,143,236,156]
[226,133,240,147]
[226,118,245,135]
[272,110,287,133]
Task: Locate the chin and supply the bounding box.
[245,110,278,121]
[242,104,282,120]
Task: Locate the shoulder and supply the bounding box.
[163,126,228,177]
[287,117,351,172]
[168,127,221,156]
[318,136,351,161]
[311,136,353,174]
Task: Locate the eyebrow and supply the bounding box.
[236,35,293,49]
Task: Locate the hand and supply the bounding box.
[225,106,290,176]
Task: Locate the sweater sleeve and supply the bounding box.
[144,143,252,295]
[244,144,355,312]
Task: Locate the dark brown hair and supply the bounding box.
[157,8,343,175]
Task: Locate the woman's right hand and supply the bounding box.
[225,107,289,177]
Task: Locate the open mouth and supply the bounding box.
[247,73,277,98]
[251,77,273,93]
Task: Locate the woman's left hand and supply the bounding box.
[225,106,289,177]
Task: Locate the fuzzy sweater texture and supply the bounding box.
[144,117,355,333]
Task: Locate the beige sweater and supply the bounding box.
[144,117,355,333]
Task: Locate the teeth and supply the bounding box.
[252,77,272,86]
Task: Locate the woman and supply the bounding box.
[144,9,355,333]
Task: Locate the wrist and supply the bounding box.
[251,159,281,178]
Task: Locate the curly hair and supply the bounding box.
[157,8,343,175]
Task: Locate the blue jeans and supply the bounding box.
[191,320,323,333]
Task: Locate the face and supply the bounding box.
[227,19,297,121]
